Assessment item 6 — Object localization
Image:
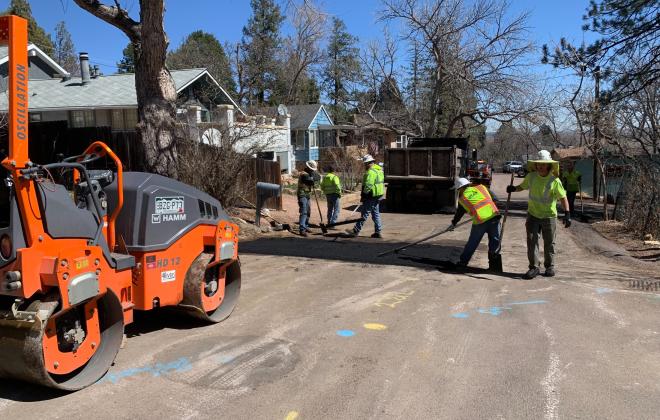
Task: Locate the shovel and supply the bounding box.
[312,188,325,226]
[377,220,471,257]
[578,183,588,222]
[490,173,515,272]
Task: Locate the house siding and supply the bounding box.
[309,108,332,129]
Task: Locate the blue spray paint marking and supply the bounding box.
[100,357,192,384]
[508,300,548,305]
[336,329,355,337]
[596,288,613,294]
[451,299,548,318]
[477,306,511,316]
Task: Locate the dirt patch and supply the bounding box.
[592,221,660,263]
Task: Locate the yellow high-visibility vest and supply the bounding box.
[459,184,499,224]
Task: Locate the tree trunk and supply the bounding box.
[73,0,178,178]
[134,2,177,177]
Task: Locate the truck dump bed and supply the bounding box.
[384,146,464,213]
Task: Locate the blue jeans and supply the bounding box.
[460,216,501,265]
[353,196,382,234]
[326,194,340,225]
[298,196,311,233]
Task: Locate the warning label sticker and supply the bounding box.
[161,270,176,283]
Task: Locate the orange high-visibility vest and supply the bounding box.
[459,184,499,224]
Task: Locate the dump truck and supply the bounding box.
[0,15,241,390]
[384,138,466,213]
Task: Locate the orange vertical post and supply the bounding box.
[0,15,29,168]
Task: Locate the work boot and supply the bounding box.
[344,229,358,237]
[300,231,308,237]
[544,267,556,277]
[455,261,468,272]
[371,232,383,239]
[522,267,540,280]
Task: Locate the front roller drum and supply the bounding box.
[0,292,124,390]
[180,252,241,323]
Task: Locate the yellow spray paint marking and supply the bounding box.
[285,411,299,420]
[363,323,387,331]
[373,290,415,309]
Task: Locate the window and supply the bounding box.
[396,135,408,148]
[111,109,125,130]
[294,130,305,150]
[124,109,138,129]
[309,130,318,148]
[70,110,95,128]
[29,113,42,123]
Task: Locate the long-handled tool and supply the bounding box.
[349,203,362,217]
[312,188,325,225]
[320,217,363,234]
[578,182,588,222]
[490,173,515,272]
[377,219,471,257]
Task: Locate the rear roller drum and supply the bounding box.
[0,291,124,390]
[180,252,241,323]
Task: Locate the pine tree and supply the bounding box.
[117,43,135,74]
[168,31,236,94]
[5,0,55,55]
[241,0,284,105]
[53,21,78,75]
[321,17,360,123]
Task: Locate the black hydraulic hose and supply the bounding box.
[22,162,105,245]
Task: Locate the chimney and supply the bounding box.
[79,52,91,85]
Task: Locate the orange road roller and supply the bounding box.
[0,15,241,390]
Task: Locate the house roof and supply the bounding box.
[0,43,69,78]
[250,104,332,129]
[0,68,244,114]
[551,147,591,160]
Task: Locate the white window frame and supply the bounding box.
[294,130,305,150]
[309,129,318,148]
[70,110,95,128]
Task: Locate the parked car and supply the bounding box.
[516,163,528,177]
[504,160,523,173]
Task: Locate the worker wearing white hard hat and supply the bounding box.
[449,177,502,271]
[346,154,384,238]
[507,150,570,279]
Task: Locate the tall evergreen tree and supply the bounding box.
[5,0,54,55]
[241,0,284,105]
[117,43,135,74]
[168,31,236,94]
[53,21,78,75]
[321,17,360,123]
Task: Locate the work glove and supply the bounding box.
[563,211,571,228]
[447,223,456,232]
[506,185,517,194]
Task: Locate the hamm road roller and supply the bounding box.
[0,15,241,390]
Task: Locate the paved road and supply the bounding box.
[1,174,658,419]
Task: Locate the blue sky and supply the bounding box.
[0,0,597,75]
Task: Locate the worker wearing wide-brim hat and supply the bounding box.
[297,160,319,237]
[507,150,571,279]
[346,154,384,238]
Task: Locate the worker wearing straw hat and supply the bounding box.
[507,150,571,279]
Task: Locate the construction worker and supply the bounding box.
[507,150,571,279]
[297,160,319,237]
[321,164,342,225]
[448,177,502,271]
[346,154,384,238]
[561,160,581,217]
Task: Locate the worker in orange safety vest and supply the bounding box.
[448,177,502,271]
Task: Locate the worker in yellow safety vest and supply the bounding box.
[561,160,581,217]
[321,165,342,225]
[507,150,571,279]
[346,154,384,238]
[448,177,502,271]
